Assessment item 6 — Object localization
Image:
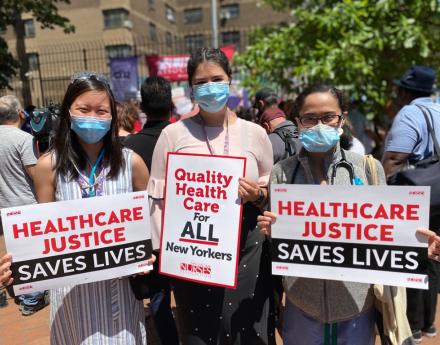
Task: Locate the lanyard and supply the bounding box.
[87,149,105,197]
[200,114,230,156]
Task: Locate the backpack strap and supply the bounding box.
[363,154,379,185]
[415,104,440,159]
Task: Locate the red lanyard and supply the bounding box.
[200,114,230,156]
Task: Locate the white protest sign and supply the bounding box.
[271,185,430,289]
[1,191,152,295]
[160,153,246,288]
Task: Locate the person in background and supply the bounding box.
[34,72,152,345]
[148,47,275,344]
[0,95,48,315]
[117,101,140,137]
[254,88,300,163]
[124,76,179,345]
[382,65,440,343]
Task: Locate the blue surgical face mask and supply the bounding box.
[70,113,112,144]
[299,124,343,153]
[192,82,230,113]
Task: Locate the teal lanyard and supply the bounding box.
[87,149,105,197]
[324,323,337,345]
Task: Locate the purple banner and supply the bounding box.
[110,57,138,102]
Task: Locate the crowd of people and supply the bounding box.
[1,47,440,345]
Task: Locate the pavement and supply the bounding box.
[1,233,439,345]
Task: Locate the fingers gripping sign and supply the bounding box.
[257,211,277,237]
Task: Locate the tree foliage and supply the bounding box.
[237,0,440,117]
[0,0,74,89]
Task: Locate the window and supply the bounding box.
[103,8,129,29]
[148,0,155,10]
[24,19,35,38]
[221,31,240,48]
[185,34,204,52]
[166,32,172,47]
[184,8,203,24]
[149,23,157,41]
[220,4,240,20]
[27,53,39,70]
[165,5,176,23]
[105,45,132,60]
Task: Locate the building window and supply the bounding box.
[27,53,39,70]
[103,8,129,29]
[24,19,35,38]
[165,5,176,23]
[166,32,172,47]
[221,31,240,48]
[184,8,203,24]
[220,4,240,20]
[185,34,204,52]
[149,23,157,41]
[105,45,132,60]
[148,0,155,10]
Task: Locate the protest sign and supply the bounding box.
[271,185,430,289]
[160,153,246,288]
[1,192,152,295]
[110,56,138,101]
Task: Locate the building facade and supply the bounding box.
[2,0,290,105]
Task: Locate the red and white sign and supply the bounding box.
[1,192,153,295]
[146,46,235,81]
[271,185,430,289]
[160,153,246,288]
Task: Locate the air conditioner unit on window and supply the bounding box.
[166,13,175,22]
[220,11,231,20]
[122,20,133,29]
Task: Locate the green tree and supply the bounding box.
[0,0,74,102]
[237,0,440,117]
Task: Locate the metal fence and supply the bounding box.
[3,31,251,107]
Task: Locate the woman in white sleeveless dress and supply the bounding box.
[34,72,152,345]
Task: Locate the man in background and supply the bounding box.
[254,87,300,163]
[124,76,179,345]
[0,95,48,315]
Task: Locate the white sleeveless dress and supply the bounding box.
[49,148,147,345]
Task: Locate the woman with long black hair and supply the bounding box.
[34,72,151,345]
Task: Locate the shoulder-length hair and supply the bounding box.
[52,74,123,180]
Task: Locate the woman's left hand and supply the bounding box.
[417,228,440,261]
[238,177,263,204]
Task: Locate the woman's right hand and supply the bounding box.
[257,211,277,237]
[0,254,13,287]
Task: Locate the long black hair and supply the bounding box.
[187,48,232,86]
[52,74,123,180]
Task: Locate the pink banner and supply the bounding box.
[146,46,235,82]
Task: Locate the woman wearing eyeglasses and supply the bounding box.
[257,84,386,345]
[33,72,151,345]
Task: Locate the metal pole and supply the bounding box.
[36,53,45,106]
[211,0,219,48]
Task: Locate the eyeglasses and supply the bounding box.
[298,114,343,127]
[70,72,110,86]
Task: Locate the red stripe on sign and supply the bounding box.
[179,238,219,246]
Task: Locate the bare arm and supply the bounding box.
[381,151,410,178]
[34,153,56,203]
[132,152,149,192]
[24,164,36,181]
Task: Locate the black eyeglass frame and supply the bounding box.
[297,114,344,127]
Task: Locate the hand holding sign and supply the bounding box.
[417,228,440,262]
[0,254,13,287]
[257,211,277,237]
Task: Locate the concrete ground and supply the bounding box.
[1,234,439,345]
